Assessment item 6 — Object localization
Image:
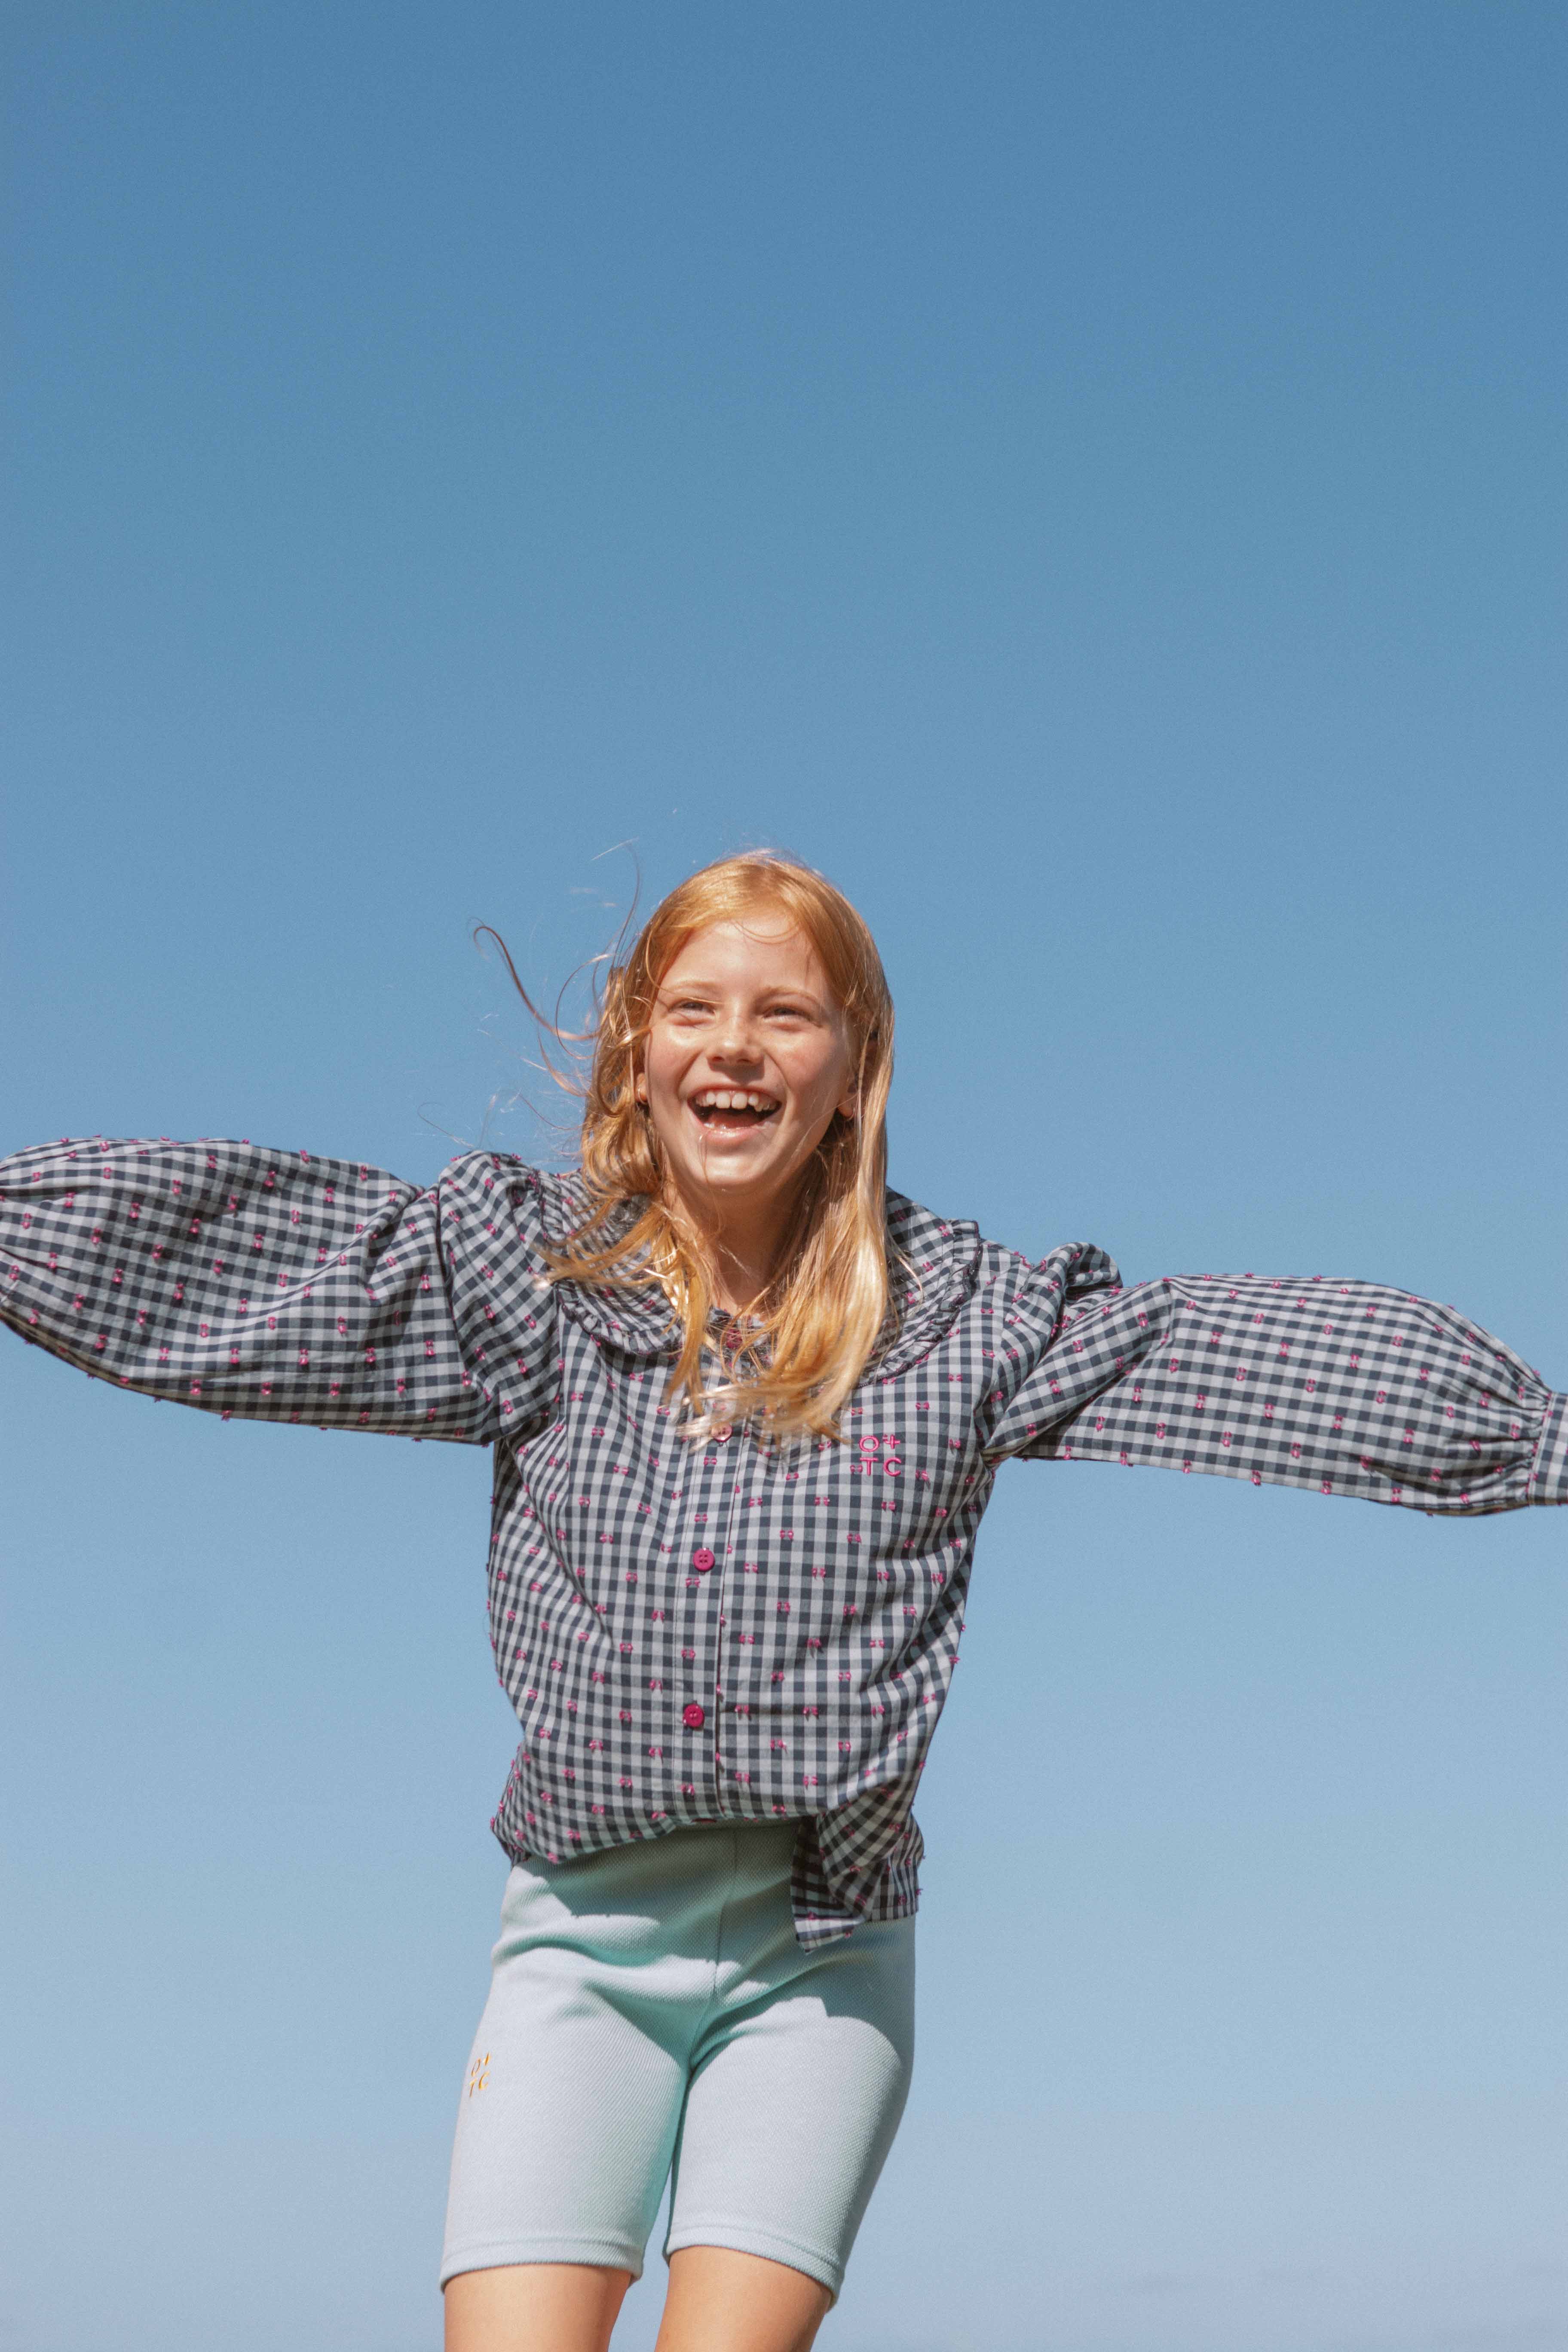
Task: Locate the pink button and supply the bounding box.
[692,1546,715,1571]
[683,1703,706,1729]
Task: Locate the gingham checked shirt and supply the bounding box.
[5,1135,1566,1944]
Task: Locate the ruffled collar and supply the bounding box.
[512,1167,981,1375]
[876,1191,984,1378]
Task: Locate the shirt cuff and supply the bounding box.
[1527,1392,1568,1504]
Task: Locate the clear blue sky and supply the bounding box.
[3,7,1564,2349]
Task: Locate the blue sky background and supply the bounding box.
[2,6,1564,2348]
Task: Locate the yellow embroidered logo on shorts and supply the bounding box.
[467,2052,490,2097]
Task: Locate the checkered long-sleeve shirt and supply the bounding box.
[6,1136,1565,1944]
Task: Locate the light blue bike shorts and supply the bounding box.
[441,1819,916,2300]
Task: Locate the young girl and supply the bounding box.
[4,851,1564,2352]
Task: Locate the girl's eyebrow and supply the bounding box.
[657,979,829,1012]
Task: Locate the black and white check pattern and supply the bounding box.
[6,1136,1565,1945]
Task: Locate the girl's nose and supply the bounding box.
[711,1015,763,1063]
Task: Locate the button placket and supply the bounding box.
[675,1404,730,1801]
[705,1414,753,1806]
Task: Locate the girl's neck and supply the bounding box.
[707,1225,783,1314]
[666,1187,793,1315]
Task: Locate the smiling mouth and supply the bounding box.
[689,1088,781,1130]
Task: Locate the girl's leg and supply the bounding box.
[655,2247,833,2352]
[441,1853,701,2294]
[441,1826,911,2346]
[444,2261,632,2352]
[663,1926,915,2304]
[443,2245,830,2351]
[662,1890,917,2317]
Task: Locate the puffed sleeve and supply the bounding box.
[0,1135,537,1443]
[984,1244,1568,1515]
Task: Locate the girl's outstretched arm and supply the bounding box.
[984,1244,1568,1514]
[0,1135,534,1443]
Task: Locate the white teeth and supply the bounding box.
[692,1089,778,1113]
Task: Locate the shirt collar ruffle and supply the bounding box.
[513,1167,982,1375]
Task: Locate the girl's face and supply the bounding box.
[639,917,857,1234]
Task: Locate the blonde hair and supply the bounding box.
[503,852,895,1439]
